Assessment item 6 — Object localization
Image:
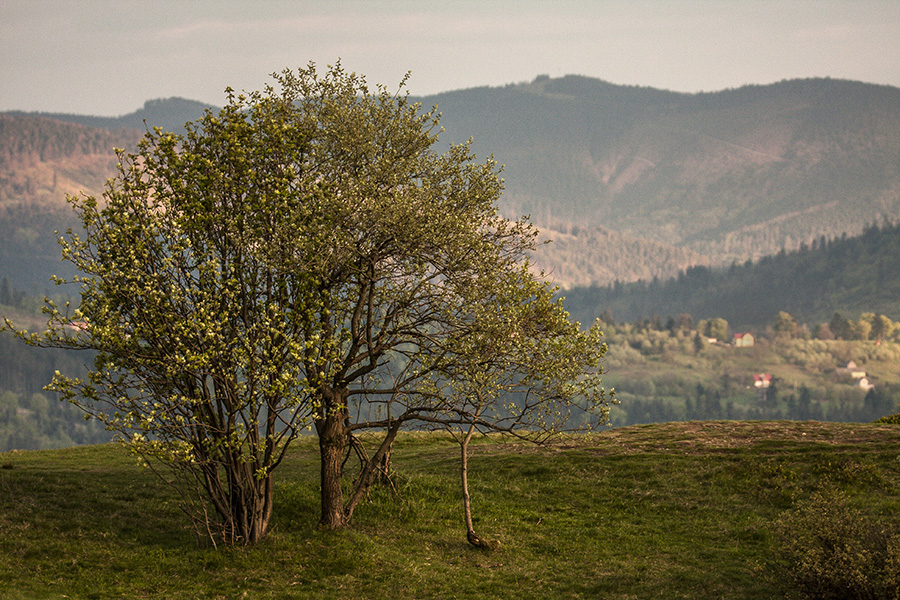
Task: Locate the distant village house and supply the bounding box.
[837,361,866,379]
[857,377,875,391]
[733,333,754,347]
[753,374,772,388]
[836,361,874,390]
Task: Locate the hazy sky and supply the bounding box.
[3,0,899,116]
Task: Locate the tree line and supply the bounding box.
[0,329,108,451]
[563,220,900,329]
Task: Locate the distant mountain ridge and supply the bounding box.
[2,76,900,293]
[4,97,216,135]
[416,76,900,280]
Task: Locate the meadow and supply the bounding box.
[1,421,899,599]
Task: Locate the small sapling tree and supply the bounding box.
[427,266,610,548]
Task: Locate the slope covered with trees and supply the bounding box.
[422,76,900,282]
[530,220,710,289]
[564,221,900,329]
[0,327,108,452]
[4,77,900,289]
[0,115,141,292]
[3,76,900,457]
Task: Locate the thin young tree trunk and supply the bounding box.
[461,425,476,536]
[460,424,499,550]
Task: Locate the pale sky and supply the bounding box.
[2,0,899,116]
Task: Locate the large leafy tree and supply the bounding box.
[7,63,611,544]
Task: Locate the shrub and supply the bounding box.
[772,491,900,600]
[876,404,900,424]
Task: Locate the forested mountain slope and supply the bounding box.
[0,115,142,292]
[0,98,215,293]
[421,76,900,281]
[3,76,900,292]
[563,221,900,329]
[531,220,710,289]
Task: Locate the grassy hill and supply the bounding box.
[1,423,898,599]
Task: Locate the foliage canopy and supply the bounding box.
[6,63,610,544]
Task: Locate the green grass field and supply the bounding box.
[2,421,899,599]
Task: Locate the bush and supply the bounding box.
[772,491,900,600]
[876,404,900,424]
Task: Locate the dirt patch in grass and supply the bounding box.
[470,421,900,457]
[591,421,900,455]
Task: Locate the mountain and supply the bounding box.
[418,76,900,281]
[562,221,900,329]
[0,98,212,293]
[2,78,900,293]
[4,97,216,135]
[0,114,143,292]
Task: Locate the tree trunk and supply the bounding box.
[460,426,499,551]
[376,443,393,485]
[229,462,274,545]
[197,457,275,546]
[244,472,274,545]
[461,430,475,535]
[317,388,350,530]
[344,421,402,521]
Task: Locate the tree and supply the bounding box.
[425,267,609,548]
[849,317,872,341]
[830,312,851,340]
[6,63,611,543]
[814,322,835,340]
[692,331,704,354]
[869,314,893,341]
[773,311,799,339]
[704,317,729,341]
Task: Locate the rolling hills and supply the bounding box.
[2,76,900,452]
